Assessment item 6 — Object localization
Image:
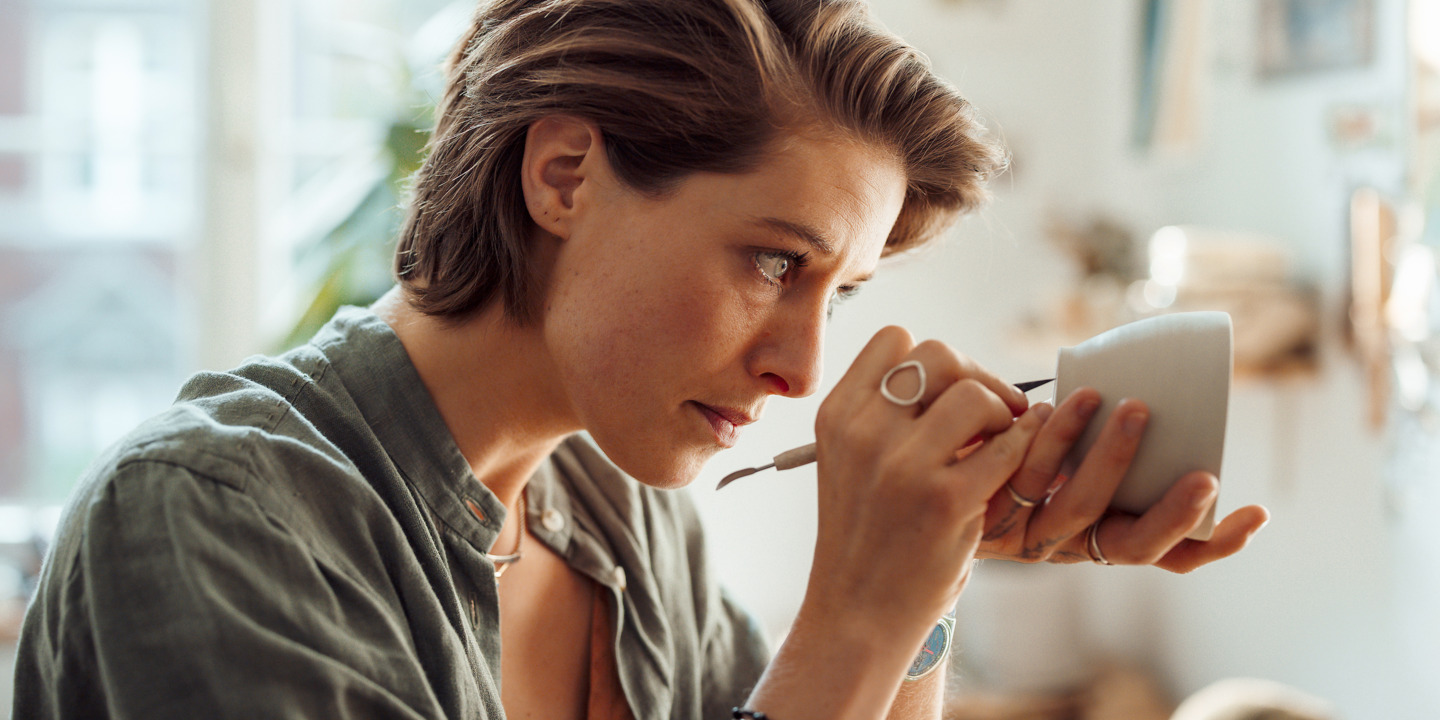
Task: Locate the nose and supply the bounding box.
[748,299,826,398]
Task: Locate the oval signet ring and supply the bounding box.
[880,360,927,406]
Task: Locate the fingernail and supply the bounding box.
[1122,409,1148,436]
[1033,402,1054,422]
[1077,397,1100,420]
[1191,484,1217,507]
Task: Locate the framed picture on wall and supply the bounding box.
[1258,0,1375,77]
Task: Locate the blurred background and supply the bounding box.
[1,0,1437,718]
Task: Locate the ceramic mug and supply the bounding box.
[1054,311,1233,541]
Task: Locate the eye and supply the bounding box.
[753,250,806,285]
[827,285,861,319]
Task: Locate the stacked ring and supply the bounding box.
[1004,482,1040,508]
[1086,521,1113,565]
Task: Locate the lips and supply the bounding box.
[690,402,757,448]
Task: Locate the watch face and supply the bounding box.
[907,618,952,680]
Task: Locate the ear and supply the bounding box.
[521,116,605,240]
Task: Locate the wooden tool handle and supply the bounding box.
[773,443,817,470]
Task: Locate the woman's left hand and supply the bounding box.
[975,386,1270,573]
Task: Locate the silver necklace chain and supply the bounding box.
[485,490,525,579]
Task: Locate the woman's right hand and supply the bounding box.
[808,326,1047,654]
[745,326,1048,720]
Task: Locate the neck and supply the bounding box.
[371,287,576,511]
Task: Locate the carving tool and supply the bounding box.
[716,377,1055,490]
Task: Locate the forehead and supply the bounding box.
[670,132,907,271]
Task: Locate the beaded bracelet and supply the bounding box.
[731,708,770,719]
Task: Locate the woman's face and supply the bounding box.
[540,130,907,487]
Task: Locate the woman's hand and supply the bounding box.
[803,326,1046,647]
[749,327,1049,720]
[975,387,1270,572]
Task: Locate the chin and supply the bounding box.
[590,433,716,490]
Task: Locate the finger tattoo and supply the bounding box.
[983,506,1024,541]
[1021,536,1063,561]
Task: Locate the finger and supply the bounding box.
[905,341,1026,414]
[944,403,1050,511]
[1003,388,1101,505]
[1090,472,1219,565]
[824,326,915,418]
[977,402,1051,544]
[874,340,1027,417]
[905,379,1018,465]
[1154,505,1270,573]
[1029,398,1149,540]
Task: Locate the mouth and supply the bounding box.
[689,401,757,448]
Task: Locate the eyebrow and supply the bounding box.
[753,216,835,256]
[751,216,875,284]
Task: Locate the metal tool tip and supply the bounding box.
[716,462,776,490]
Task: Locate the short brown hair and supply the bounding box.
[395,0,1005,322]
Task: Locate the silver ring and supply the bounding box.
[1005,482,1040,508]
[1086,521,1113,565]
[880,360,927,406]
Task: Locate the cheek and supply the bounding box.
[546,260,743,405]
[543,265,753,486]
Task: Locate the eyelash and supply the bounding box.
[828,285,860,319]
[752,249,861,318]
[753,249,810,286]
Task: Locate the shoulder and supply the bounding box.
[45,347,394,593]
[88,346,339,490]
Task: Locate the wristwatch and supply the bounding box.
[905,612,955,682]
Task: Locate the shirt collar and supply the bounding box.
[308,305,508,554]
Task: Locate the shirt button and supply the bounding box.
[612,566,627,592]
[541,508,565,532]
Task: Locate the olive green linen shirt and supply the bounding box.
[13,306,769,719]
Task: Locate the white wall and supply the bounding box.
[689,1,1437,718]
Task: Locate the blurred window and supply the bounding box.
[256,0,460,344]
[0,0,464,524]
[0,0,461,708]
[0,0,199,519]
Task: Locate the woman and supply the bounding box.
[13,0,1269,718]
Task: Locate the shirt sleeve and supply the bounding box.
[48,460,448,720]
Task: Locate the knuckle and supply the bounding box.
[1101,437,1140,466]
[987,433,1026,467]
[1052,412,1090,441]
[1118,547,1154,566]
[951,377,989,401]
[815,394,843,431]
[912,338,953,357]
[873,325,915,352]
[1074,496,1110,521]
[914,340,967,377]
